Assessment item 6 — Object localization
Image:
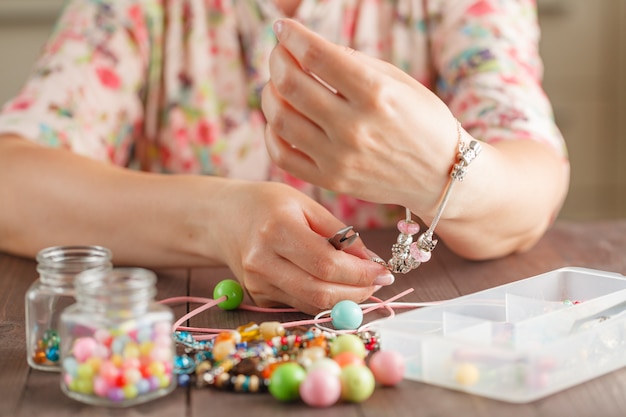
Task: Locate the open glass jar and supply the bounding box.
[59,267,175,407]
[25,245,112,371]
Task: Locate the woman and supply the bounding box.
[0,0,569,314]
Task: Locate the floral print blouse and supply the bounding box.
[0,0,567,229]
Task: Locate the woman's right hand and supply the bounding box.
[210,180,395,315]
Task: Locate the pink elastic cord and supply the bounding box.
[311,288,416,334]
[160,287,432,341]
[168,296,225,333]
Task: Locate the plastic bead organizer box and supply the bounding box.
[370,267,626,403]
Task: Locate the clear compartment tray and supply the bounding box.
[371,267,626,402]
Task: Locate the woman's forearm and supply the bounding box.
[422,138,570,260]
[0,135,226,267]
[0,135,398,313]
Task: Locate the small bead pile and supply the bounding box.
[62,320,174,403]
[173,323,402,408]
[32,329,60,366]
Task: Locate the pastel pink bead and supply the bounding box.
[150,346,171,362]
[397,219,420,235]
[94,344,110,359]
[94,329,111,343]
[123,368,142,384]
[299,369,342,408]
[368,350,406,386]
[99,361,121,385]
[122,357,141,370]
[72,337,98,363]
[154,321,171,335]
[154,333,172,347]
[93,377,110,397]
[63,374,73,386]
[409,243,431,262]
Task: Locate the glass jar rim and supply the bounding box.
[36,245,113,284]
[74,267,157,300]
[37,245,112,266]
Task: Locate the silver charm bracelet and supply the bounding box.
[375,121,482,274]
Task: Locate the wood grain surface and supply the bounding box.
[2,220,626,417]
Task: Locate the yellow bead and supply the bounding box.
[260,322,286,341]
[234,374,247,392]
[123,384,139,399]
[455,363,480,386]
[330,334,365,359]
[77,363,95,379]
[212,340,235,362]
[219,358,235,373]
[74,377,94,395]
[68,379,79,392]
[237,322,260,342]
[139,341,155,357]
[111,354,123,367]
[158,374,172,388]
[86,357,102,372]
[248,375,260,392]
[195,360,212,376]
[124,368,142,384]
[123,342,140,359]
[215,331,241,344]
[148,361,166,377]
[298,346,326,368]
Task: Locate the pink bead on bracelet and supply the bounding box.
[374,121,482,274]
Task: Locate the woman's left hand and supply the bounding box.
[262,18,458,214]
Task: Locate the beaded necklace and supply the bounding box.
[159,284,429,404]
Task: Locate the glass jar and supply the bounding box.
[25,245,112,371]
[59,267,175,407]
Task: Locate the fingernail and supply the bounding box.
[365,248,382,260]
[373,272,395,286]
[273,19,284,36]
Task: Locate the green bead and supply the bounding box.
[73,377,94,395]
[213,279,244,310]
[340,365,375,403]
[43,329,60,347]
[331,300,363,330]
[269,362,306,402]
[330,334,366,359]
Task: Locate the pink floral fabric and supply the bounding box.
[0,0,567,229]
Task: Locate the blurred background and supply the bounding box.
[0,0,624,220]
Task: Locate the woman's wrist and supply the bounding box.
[427,138,568,260]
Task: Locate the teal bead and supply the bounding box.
[331,300,363,330]
[269,362,306,402]
[213,279,244,310]
[45,346,60,363]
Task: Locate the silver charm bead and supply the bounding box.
[452,140,482,181]
[417,231,437,252]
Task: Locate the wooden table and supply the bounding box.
[2,219,626,417]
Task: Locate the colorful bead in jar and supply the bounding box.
[25,245,112,371]
[59,267,175,407]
